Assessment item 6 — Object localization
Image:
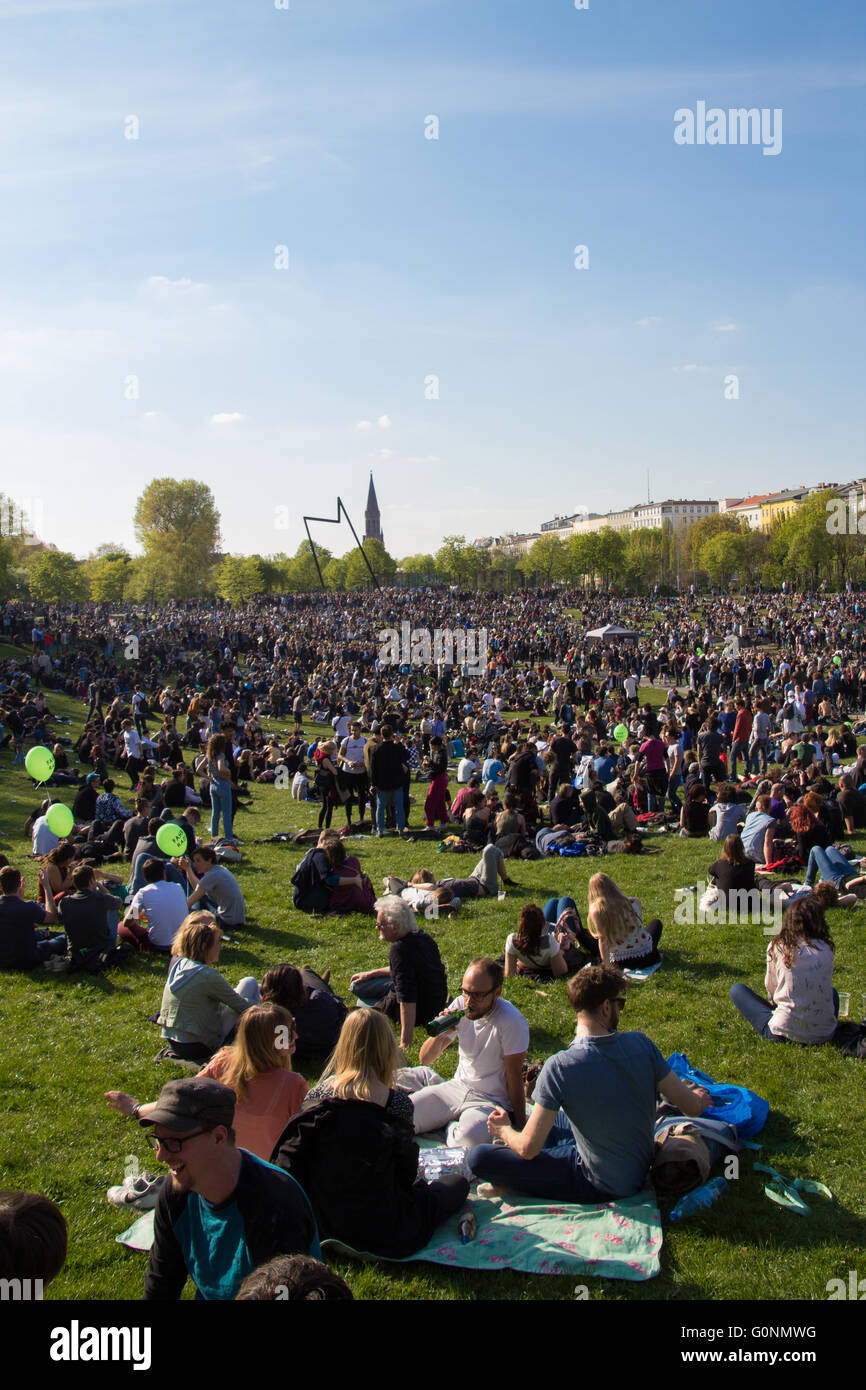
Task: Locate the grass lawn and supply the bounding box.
[1,654,865,1302]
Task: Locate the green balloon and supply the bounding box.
[614,723,629,743]
[45,803,74,837]
[834,656,842,666]
[25,746,55,782]
[156,822,188,857]
[696,648,703,658]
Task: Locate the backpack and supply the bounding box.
[291,848,325,907]
[830,1021,866,1059]
[212,837,242,864]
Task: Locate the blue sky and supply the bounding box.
[0,0,863,560]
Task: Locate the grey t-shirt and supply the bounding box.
[198,866,246,926]
[533,1031,670,1197]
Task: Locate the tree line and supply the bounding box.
[1,480,863,606]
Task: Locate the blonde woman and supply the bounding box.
[586,872,662,970]
[156,911,258,1062]
[272,1010,469,1258]
[105,1005,307,1163]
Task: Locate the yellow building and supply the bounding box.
[760,490,809,530]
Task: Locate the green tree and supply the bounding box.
[595,528,627,585]
[28,550,88,603]
[133,479,221,599]
[526,534,568,585]
[215,555,265,603]
[343,539,397,589]
[435,535,479,585]
[699,532,745,588]
[322,555,348,590]
[88,554,133,602]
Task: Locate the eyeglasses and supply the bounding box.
[145,1128,212,1154]
[461,985,496,1002]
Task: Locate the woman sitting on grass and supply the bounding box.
[106,1004,308,1161]
[156,911,258,1062]
[273,1009,469,1259]
[584,872,662,970]
[504,904,568,979]
[706,834,756,915]
[729,897,839,1044]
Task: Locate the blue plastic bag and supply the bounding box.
[666,1052,769,1139]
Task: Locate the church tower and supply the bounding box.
[364,472,383,548]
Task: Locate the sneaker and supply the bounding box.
[43,956,70,972]
[107,1173,164,1210]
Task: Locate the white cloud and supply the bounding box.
[406,455,440,465]
[635,316,663,327]
[208,412,245,424]
[379,448,393,460]
[377,414,392,429]
[711,320,738,333]
[143,275,209,297]
[672,364,707,373]
[355,419,373,431]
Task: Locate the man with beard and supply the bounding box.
[398,958,528,1150]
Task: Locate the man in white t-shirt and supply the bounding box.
[32,808,60,857]
[457,752,481,784]
[123,859,190,951]
[398,958,529,1149]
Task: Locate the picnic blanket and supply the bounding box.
[322,1189,661,1279]
[115,1188,662,1281]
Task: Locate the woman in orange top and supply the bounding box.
[197,1004,309,1159]
[106,1004,308,1162]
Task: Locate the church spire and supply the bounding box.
[364,471,383,548]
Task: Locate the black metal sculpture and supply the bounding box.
[302,498,381,590]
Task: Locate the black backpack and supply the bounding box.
[830,1022,866,1059]
[291,849,324,908]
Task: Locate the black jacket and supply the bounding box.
[273,1093,440,1258]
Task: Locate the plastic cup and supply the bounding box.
[838,991,851,1020]
[498,891,506,902]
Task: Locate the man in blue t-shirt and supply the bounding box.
[469,966,711,1201]
[141,1078,319,1300]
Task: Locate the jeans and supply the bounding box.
[748,739,769,775]
[36,934,68,961]
[729,740,750,780]
[667,773,683,810]
[210,778,233,839]
[376,787,406,835]
[803,845,856,888]
[543,896,575,925]
[469,1116,611,1201]
[730,983,839,1041]
[352,975,393,1006]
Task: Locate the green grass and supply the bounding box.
[1,658,864,1301]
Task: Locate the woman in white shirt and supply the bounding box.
[504,904,568,978]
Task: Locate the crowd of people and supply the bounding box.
[1,583,864,1299]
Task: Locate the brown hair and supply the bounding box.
[567,963,627,1014]
[769,898,834,971]
[514,904,546,955]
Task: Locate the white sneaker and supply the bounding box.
[106,1173,164,1210]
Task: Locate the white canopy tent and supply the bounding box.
[584,624,639,642]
